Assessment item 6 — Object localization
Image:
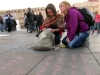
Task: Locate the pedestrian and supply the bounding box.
[26,8,34,33]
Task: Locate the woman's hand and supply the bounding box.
[42,28,46,31]
[50,28,60,33]
[66,37,70,43]
[50,29,55,33]
[43,23,50,27]
[51,21,55,24]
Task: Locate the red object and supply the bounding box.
[40,25,63,36]
[40,25,45,30]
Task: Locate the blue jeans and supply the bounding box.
[0,24,4,31]
[27,21,34,32]
[92,22,100,33]
[62,32,89,48]
[90,25,94,30]
[33,22,37,31]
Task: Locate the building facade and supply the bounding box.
[0,7,46,28]
[74,0,100,13]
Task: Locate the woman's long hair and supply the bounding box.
[45,3,57,18]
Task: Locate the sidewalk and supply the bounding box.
[0,31,100,75]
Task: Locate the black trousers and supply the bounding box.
[6,23,12,32]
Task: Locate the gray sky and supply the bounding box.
[0,0,88,10]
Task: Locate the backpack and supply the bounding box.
[77,7,95,27]
[33,29,55,50]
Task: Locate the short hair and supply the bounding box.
[95,11,98,13]
[6,11,10,13]
[32,11,34,13]
[28,8,31,11]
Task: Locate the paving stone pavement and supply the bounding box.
[0,30,100,75]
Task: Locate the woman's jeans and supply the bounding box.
[92,22,100,33]
[55,35,61,45]
[62,32,89,48]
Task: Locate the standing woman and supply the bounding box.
[59,1,89,48]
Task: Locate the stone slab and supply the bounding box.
[93,53,100,65]
[59,46,91,54]
[0,34,10,37]
[28,49,100,75]
[0,48,12,55]
[89,34,100,44]
[0,51,46,75]
[11,46,52,55]
[89,43,100,52]
[0,39,11,44]
[0,42,25,49]
[0,38,36,49]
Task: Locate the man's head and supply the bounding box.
[28,8,31,11]
[6,11,10,14]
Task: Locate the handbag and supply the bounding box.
[33,29,55,50]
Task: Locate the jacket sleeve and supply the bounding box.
[67,10,78,41]
[56,15,64,29]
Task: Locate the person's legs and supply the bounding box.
[33,22,37,32]
[92,23,97,33]
[90,25,93,30]
[4,23,8,31]
[55,35,61,45]
[14,25,17,31]
[29,21,34,33]
[28,21,32,33]
[62,36,67,46]
[39,24,41,31]
[7,23,10,32]
[36,23,39,31]
[0,24,1,31]
[68,32,89,48]
[51,34,55,46]
[12,23,14,31]
[26,21,29,32]
[97,23,100,33]
[99,22,100,33]
[98,22,100,33]
[27,24,29,32]
[1,24,4,32]
[9,23,13,32]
